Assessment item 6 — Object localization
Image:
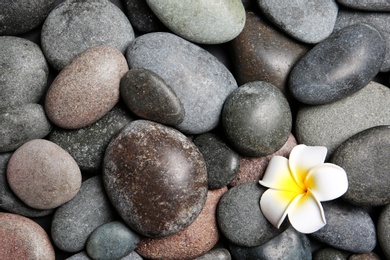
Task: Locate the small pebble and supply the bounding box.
[313,248,348,260]
[194,248,231,260]
[123,0,165,32]
[378,203,390,259]
[348,252,381,260]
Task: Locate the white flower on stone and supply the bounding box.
[259,144,348,234]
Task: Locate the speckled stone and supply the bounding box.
[0,0,54,35]
[222,81,292,157]
[45,45,128,129]
[49,105,133,173]
[51,176,115,253]
[229,133,297,187]
[41,0,134,70]
[126,32,238,134]
[146,0,245,44]
[337,0,390,11]
[349,252,381,260]
[103,120,208,237]
[86,221,140,260]
[296,82,390,156]
[256,0,338,43]
[289,23,385,105]
[311,201,377,253]
[217,182,282,247]
[6,139,81,210]
[313,248,348,260]
[0,212,55,259]
[378,204,390,259]
[194,133,240,189]
[66,251,144,260]
[0,36,48,109]
[0,103,52,153]
[123,0,165,32]
[120,68,185,126]
[136,187,226,260]
[194,248,231,260]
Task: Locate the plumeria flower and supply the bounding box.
[259,144,348,234]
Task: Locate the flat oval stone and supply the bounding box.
[290,23,385,105]
[41,0,134,70]
[217,182,282,247]
[0,103,52,153]
[194,133,240,189]
[103,120,208,237]
[0,0,54,35]
[256,0,338,43]
[296,82,390,156]
[194,248,231,260]
[45,45,128,129]
[378,204,390,259]
[51,176,115,253]
[123,0,165,32]
[311,201,377,253]
[0,212,55,259]
[86,221,140,260]
[313,248,348,260]
[7,139,81,209]
[146,0,245,44]
[222,81,292,157]
[120,68,185,126]
[331,126,390,206]
[49,104,133,173]
[0,36,48,109]
[136,187,226,259]
[126,32,238,134]
[337,0,390,11]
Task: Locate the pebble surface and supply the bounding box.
[378,204,390,260]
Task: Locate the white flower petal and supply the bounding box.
[305,163,348,201]
[289,144,327,189]
[260,189,299,228]
[259,156,303,193]
[288,190,326,234]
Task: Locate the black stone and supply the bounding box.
[123,0,165,32]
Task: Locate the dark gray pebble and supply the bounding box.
[313,248,348,260]
[337,0,390,11]
[378,203,390,259]
[123,0,165,32]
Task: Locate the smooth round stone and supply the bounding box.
[230,227,311,260]
[230,11,309,97]
[229,133,297,187]
[194,248,231,260]
[311,201,376,253]
[146,0,245,44]
[337,0,390,11]
[41,0,134,70]
[217,182,282,247]
[0,103,52,153]
[296,81,390,156]
[0,36,48,109]
[256,0,338,43]
[0,0,54,35]
[222,81,292,157]
[126,32,238,134]
[120,68,185,126]
[0,153,53,217]
[331,126,390,206]
[313,248,347,260]
[51,176,115,253]
[86,221,140,260]
[45,45,128,129]
[349,252,381,260]
[49,105,133,173]
[66,251,144,260]
[103,120,208,237]
[290,23,385,105]
[136,187,226,259]
[123,0,165,32]
[194,133,240,189]
[6,139,81,210]
[0,212,55,259]
[378,204,390,259]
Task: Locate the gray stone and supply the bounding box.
[67,251,144,260]
[296,82,390,156]
[86,221,140,260]
[311,201,377,253]
[123,0,165,32]
[217,182,283,247]
[378,203,390,260]
[120,68,185,126]
[222,81,292,157]
[146,0,246,44]
[49,105,133,173]
[194,133,239,189]
[0,103,52,153]
[313,248,348,260]
[41,0,134,70]
[337,0,390,11]
[0,36,48,108]
[194,248,231,260]
[51,176,115,253]
[126,32,238,134]
[229,227,311,260]
[331,126,390,206]
[290,23,385,105]
[0,0,54,35]
[256,0,338,43]
[120,251,143,260]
